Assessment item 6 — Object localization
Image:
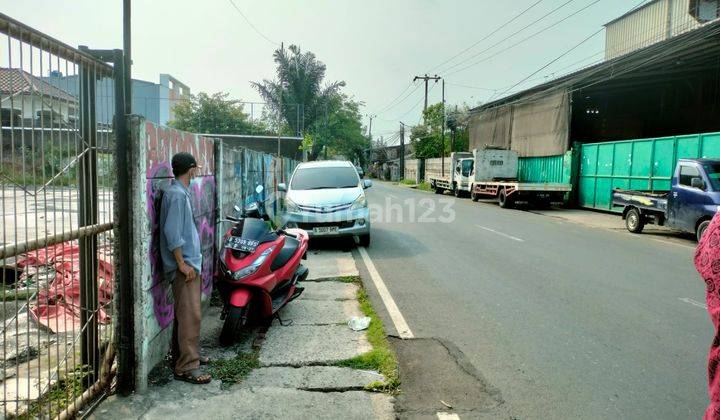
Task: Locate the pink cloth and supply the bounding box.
[17,241,114,333]
[695,213,720,419]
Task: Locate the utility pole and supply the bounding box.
[413,74,441,112]
[366,114,376,138]
[441,78,446,177]
[399,122,407,180]
[277,42,284,159]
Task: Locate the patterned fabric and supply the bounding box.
[695,212,720,419]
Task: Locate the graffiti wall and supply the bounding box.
[215,141,299,251]
[131,122,298,391]
[129,117,217,391]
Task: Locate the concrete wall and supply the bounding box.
[130,116,217,391]
[424,158,448,182]
[404,159,420,183]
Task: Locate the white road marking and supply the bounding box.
[679,297,707,309]
[387,193,399,199]
[357,247,414,339]
[650,238,696,250]
[475,225,524,242]
[437,413,460,420]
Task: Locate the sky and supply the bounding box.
[3,0,647,144]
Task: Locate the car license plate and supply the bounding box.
[225,236,259,252]
[313,226,339,235]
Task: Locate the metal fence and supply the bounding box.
[0,13,120,418]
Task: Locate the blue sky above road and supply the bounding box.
[5,0,643,142]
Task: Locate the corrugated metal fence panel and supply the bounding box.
[518,155,565,183]
[579,131,720,211]
[404,159,419,182]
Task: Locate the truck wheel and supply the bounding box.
[625,208,645,233]
[434,186,443,194]
[498,189,514,209]
[453,186,460,197]
[471,191,480,202]
[697,220,711,242]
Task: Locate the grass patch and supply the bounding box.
[337,275,361,284]
[0,286,33,301]
[399,179,416,185]
[20,366,90,419]
[416,181,433,192]
[334,287,400,394]
[209,351,259,388]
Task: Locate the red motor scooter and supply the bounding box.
[216,185,309,346]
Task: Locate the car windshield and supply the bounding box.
[704,163,720,190]
[291,166,360,190]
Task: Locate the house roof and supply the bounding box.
[0,68,76,102]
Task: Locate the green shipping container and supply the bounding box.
[578,131,720,211]
[518,152,575,184]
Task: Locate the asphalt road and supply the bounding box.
[355,181,712,419]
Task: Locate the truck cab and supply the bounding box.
[453,158,474,195]
[667,159,720,236]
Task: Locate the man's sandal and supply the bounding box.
[174,369,212,384]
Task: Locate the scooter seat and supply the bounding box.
[271,236,300,271]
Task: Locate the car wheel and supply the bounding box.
[358,234,370,247]
[625,208,645,234]
[697,220,711,242]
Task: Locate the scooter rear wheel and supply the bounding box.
[219,306,246,347]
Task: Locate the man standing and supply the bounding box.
[159,152,211,384]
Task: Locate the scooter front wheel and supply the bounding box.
[219,306,246,347]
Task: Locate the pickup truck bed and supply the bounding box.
[611,189,668,212]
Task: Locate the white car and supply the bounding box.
[279,161,372,246]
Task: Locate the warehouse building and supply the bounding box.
[469,0,720,210]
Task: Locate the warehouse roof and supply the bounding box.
[471,18,720,114]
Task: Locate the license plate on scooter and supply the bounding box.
[312,226,339,235]
[225,236,259,252]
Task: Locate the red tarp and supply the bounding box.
[16,241,114,334]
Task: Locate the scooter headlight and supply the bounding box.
[285,197,300,213]
[350,194,367,210]
[232,246,275,280]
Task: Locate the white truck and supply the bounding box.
[427,152,474,197]
[469,149,572,208]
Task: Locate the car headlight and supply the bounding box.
[232,246,275,280]
[350,194,367,210]
[285,197,300,213]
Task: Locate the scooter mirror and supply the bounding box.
[256,185,264,194]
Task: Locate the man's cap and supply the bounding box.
[171,152,201,176]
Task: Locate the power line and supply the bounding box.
[426,0,545,74]
[372,81,416,115]
[445,0,600,77]
[227,0,278,46]
[494,27,604,99]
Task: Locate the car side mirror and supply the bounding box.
[278,183,287,192]
[691,177,705,190]
[363,179,373,189]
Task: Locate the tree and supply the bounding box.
[252,44,355,160]
[409,102,470,158]
[170,92,267,134]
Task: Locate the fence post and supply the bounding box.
[78,61,100,387]
[113,49,135,394]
